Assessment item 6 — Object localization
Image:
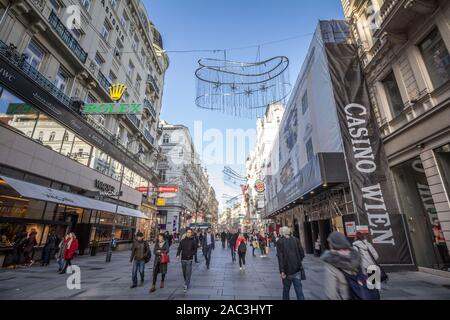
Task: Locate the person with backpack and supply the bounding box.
[321,231,379,300]
[235,233,247,271]
[150,233,169,293]
[129,232,150,288]
[276,226,305,300]
[352,232,379,275]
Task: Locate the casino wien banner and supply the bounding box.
[325,43,413,266]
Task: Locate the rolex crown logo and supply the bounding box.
[109,83,127,101]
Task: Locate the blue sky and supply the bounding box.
[144,0,345,212]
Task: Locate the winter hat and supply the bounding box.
[327,231,351,250]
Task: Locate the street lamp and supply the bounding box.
[106,136,144,263]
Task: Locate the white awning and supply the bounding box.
[0,175,149,220]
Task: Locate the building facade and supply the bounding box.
[157,121,217,234]
[342,0,450,271]
[0,0,169,266]
[245,103,284,233]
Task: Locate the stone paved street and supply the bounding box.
[1,241,450,300]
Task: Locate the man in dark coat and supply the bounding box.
[129,232,149,288]
[276,226,305,300]
[202,228,215,269]
[220,231,227,249]
[177,228,198,293]
[230,229,239,262]
[41,231,58,266]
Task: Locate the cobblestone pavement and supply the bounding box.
[1,241,450,300]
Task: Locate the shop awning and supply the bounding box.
[0,175,149,220]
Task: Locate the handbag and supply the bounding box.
[160,252,170,264]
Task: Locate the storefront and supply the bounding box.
[0,173,148,267]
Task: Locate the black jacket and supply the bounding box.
[202,233,215,251]
[276,236,305,275]
[220,232,227,241]
[177,236,198,261]
[230,233,239,246]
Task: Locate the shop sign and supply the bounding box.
[157,197,166,206]
[95,179,121,197]
[158,186,178,193]
[83,83,142,114]
[255,180,265,193]
[159,192,177,199]
[345,221,356,237]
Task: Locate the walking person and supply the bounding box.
[251,231,259,257]
[150,233,169,293]
[276,227,306,300]
[56,234,68,272]
[230,229,238,262]
[41,230,58,266]
[202,228,215,269]
[235,233,247,271]
[11,228,27,268]
[23,228,37,267]
[129,232,150,288]
[193,229,200,263]
[176,228,198,293]
[321,231,363,300]
[352,232,379,275]
[314,236,322,257]
[59,232,78,274]
[220,231,227,249]
[258,231,268,258]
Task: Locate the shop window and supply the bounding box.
[42,202,57,221]
[435,144,450,201]
[54,68,69,93]
[306,138,314,162]
[301,91,308,115]
[419,28,450,89]
[382,72,404,118]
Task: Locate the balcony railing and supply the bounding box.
[127,113,141,130]
[144,129,155,146]
[143,98,157,118]
[97,71,112,93]
[48,10,87,63]
[146,74,160,94]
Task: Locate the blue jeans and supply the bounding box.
[282,271,305,300]
[132,260,145,285]
[181,260,193,288]
[204,245,213,267]
[57,257,65,271]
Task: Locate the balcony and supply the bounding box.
[97,71,111,93]
[48,10,87,64]
[143,129,155,147]
[146,74,160,95]
[374,0,437,38]
[126,113,141,131]
[143,98,157,119]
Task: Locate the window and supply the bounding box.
[127,61,135,79]
[49,0,61,12]
[70,28,82,40]
[159,169,166,182]
[63,132,69,141]
[37,131,44,142]
[49,131,56,142]
[366,0,380,35]
[108,71,117,84]
[382,72,404,118]
[94,52,105,70]
[24,40,44,70]
[114,39,123,60]
[163,134,170,144]
[101,21,112,41]
[135,74,142,92]
[120,12,129,30]
[80,0,91,12]
[419,28,450,89]
[306,138,314,162]
[110,0,118,10]
[54,68,69,93]
[301,91,308,115]
[132,34,139,52]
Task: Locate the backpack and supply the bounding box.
[238,241,247,254]
[339,268,380,300]
[144,242,152,263]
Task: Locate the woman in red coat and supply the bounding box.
[59,232,78,274]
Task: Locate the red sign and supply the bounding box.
[158,186,178,193]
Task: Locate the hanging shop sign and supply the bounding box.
[345,221,356,237]
[255,180,266,193]
[83,83,142,114]
[159,192,177,199]
[158,186,179,193]
[326,43,413,266]
[156,197,166,206]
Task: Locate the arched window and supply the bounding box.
[49,131,56,142]
[63,132,69,141]
[163,134,170,144]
